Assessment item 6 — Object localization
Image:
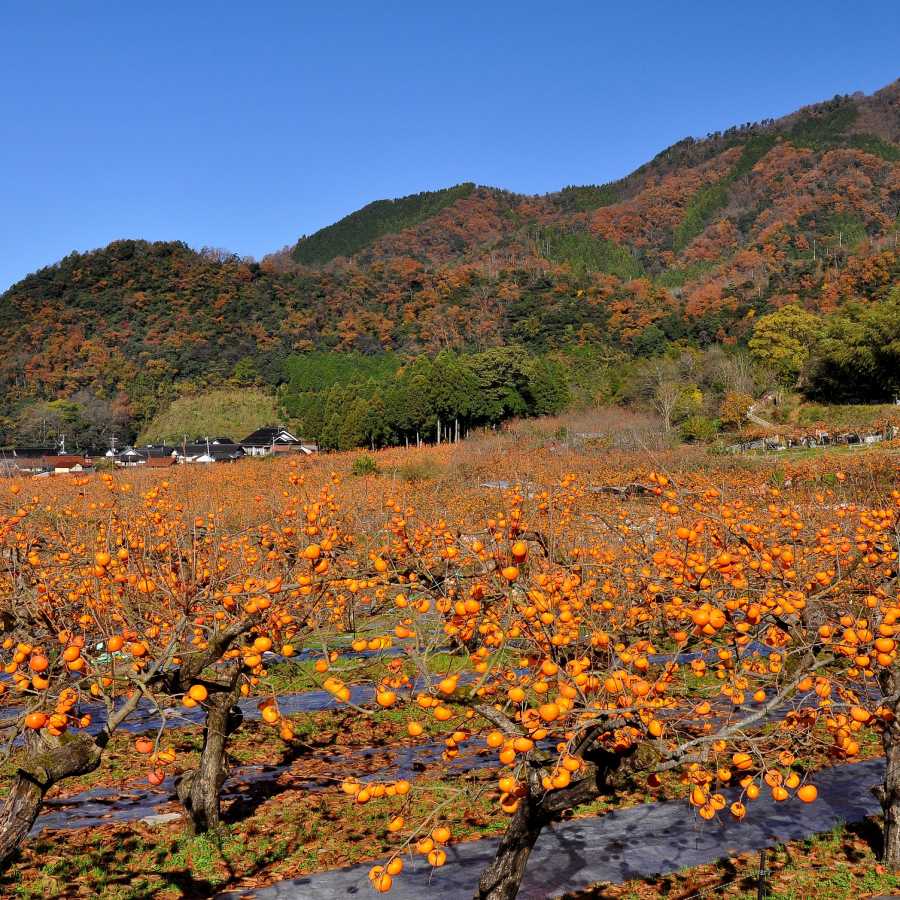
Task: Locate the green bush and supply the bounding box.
[351,454,380,477]
[680,415,719,443]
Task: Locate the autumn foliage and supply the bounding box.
[2,83,898,446]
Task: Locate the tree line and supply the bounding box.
[747,288,900,402]
[282,347,569,450]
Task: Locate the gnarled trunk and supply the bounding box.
[878,738,900,870]
[876,671,900,869]
[475,794,545,900]
[0,732,102,867]
[176,691,242,834]
[475,749,619,900]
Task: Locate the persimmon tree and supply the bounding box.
[719,391,754,430]
[325,469,899,897]
[0,464,361,859]
[0,478,155,863]
[115,469,358,835]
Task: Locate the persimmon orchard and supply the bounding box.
[0,445,898,899]
[329,464,900,898]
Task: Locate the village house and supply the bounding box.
[115,446,178,467]
[115,440,245,466]
[241,427,317,457]
[145,454,178,469]
[176,439,245,464]
[0,448,93,475]
[3,428,319,477]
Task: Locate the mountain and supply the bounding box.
[1,80,898,442]
[279,80,899,271]
[290,183,477,265]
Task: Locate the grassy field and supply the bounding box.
[136,389,283,444]
[796,402,900,428]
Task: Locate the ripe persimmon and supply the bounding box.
[25,712,47,730]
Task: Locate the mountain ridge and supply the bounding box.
[270,80,899,269]
[1,78,898,443]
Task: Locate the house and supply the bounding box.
[146,455,177,469]
[1,448,92,475]
[115,445,178,467]
[116,448,148,467]
[176,441,245,464]
[1,447,53,474]
[48,454,92,474]
[241,427,317,456]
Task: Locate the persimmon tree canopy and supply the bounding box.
[0,446,898,893]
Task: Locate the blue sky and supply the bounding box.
[1,1,898,291]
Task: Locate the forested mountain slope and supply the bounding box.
[1,80,898,443]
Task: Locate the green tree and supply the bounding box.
[468,347,531,425]
[805,295,900,403]
[361,385,391,448]
[748,305,823,385]
[338,396,370,450]
[430,352,478,439]
[231,356,260,386]
[524,357,570,416]
[674,385,703,422]
[632,324,667,357]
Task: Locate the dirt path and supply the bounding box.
[746,395,778,430]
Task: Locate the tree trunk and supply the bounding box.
[176,692,242,834]
[475,795,544,900]
[0,733,102,867]
[882,752,900,870]
[473,741,624,899]
[877,674,900,868]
